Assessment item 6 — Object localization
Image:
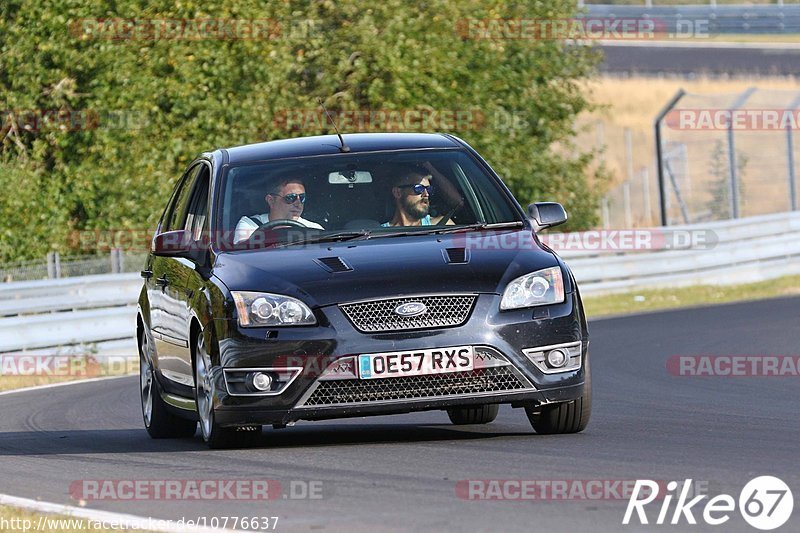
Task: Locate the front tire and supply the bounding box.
[447,404,499,425]
[194,330,260,449]
[139,327,197,439]
[526,359,592,434]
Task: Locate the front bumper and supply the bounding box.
[210,292,588,426]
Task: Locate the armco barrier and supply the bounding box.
[0,273,140,354]
[556,211,800,258]
[584,5,800,35]
[1,212,798,353]
[556,211,800,294]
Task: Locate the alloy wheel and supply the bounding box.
[139,332,154,427]
[195,333,214,440]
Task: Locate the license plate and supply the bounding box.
[358,346,474,380]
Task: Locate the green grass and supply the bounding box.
[0,358,136,392]
[0,505,155,533]
[584,274,800,318]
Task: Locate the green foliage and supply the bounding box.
[0,0,603,262]
[707,139,747,220]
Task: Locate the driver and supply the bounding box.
[234,177,323,243]
[382,167,456,227]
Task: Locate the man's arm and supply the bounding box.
[299,217,324,230]
[423,161,463,224]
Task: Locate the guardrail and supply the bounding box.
[556,211,800,294]
[2,212,799,354]
[0,273,141,354]
[584,5,800,34]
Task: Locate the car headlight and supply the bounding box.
[500,266,565,310]
[231,291,316,327]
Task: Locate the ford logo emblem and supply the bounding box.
[394,302,428,317]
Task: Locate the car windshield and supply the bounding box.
[216,149,523,249]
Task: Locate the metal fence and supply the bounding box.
[594,87,800,229]
[0,250,148,283]
[655,88,800,225]
[595,123,658,229]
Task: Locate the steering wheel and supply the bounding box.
[257,219,306,231]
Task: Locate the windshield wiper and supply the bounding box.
[273,222,525,247]
[272,230,372,248]
[431,221,525,234]
[367,221,524,239]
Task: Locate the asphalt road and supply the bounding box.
[0,296,798,532]
[599,42,800,75]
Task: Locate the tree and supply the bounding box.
[0,0,604,262]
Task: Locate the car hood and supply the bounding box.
[213,230,565,308]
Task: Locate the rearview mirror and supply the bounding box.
[328,170,373,184]
[527,202,567,229]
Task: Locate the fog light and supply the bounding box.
[247,372,273,392]
[546,349,568,369]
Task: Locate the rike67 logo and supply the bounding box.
[624,477,793,530]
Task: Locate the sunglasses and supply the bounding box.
[271,193,306,204]
[397,183,433,195]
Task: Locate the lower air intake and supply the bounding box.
[300,366,530,407]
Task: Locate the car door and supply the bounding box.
[166,162,212,386]
[148,164,201,387]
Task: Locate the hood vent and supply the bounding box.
[315,256,352,273]
[443,247,469,264]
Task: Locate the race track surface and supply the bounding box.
[0,296,798,532]
[600,43,800,75]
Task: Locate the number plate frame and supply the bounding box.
[358,346,474,380]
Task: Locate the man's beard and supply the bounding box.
[402,195,429,220]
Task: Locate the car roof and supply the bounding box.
[219,133,463,165]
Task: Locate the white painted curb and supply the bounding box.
[0,376,239,532]
[0,492,242,532]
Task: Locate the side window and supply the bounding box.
[184,164,210,242]
[164,165,201,232]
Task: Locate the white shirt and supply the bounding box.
[234,213,324,244]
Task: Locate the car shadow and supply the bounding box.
[0,423,536,456]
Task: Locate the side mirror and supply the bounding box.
[527,202,568,229]
[152,229,207,263]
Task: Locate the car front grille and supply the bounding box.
[299,366,531,407]
[339,294,476,333]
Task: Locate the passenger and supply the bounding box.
[382,168,456,227]
[235,178,323,243]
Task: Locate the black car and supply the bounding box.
[137,133,590,448]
